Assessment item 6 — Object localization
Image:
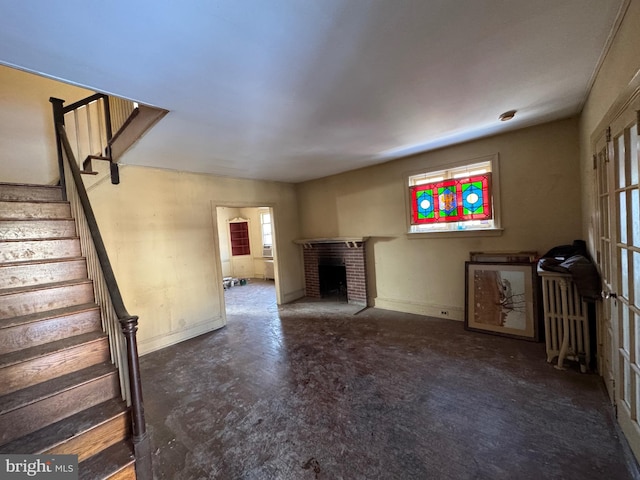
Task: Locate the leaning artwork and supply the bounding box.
[464,262,539,341]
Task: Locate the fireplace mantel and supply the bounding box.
[294,237,369,248]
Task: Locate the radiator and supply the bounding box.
[539,270,590,372]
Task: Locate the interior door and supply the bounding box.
[595,134,616,402]
[599,103,640,458]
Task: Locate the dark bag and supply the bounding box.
[538,240,601,301]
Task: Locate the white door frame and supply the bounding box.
[212,201,282,305]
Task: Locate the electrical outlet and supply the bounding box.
[440,310,449,316]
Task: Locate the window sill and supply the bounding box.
[406,228,504,239]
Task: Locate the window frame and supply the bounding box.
[258,207,274,259]
[404,153,503,238]
[260,210,273,248]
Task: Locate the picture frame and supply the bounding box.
[469,251,538,263]
[464,261,540,341]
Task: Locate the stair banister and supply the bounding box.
[50,98,67,200]
[50,97,152,480]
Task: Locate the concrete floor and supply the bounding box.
[140,280,637,479]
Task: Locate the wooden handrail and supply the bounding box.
[50,97,151,479]
[62,92,107,115]
[50,98,67,200]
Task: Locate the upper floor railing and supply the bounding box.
[52,93,137,185]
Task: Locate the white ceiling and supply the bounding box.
[0,0,626,183]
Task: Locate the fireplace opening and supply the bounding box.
[300,240,367,306]
[319,264,347,301]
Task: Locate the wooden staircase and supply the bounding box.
[0,182,136,479]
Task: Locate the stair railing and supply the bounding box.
[50,94,137,186]
[50,98,152,480]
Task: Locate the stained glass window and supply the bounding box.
[406,155,500,234]
[410,173,492,224]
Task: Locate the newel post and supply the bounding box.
[119,315,153,480]
[49,97,67,200]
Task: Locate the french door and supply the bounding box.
[595,135,616,402]
[595,98,640,458]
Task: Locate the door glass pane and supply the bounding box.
[623,306,630,353]
[624,358,631,405]
[631,124,638,185]
[604,241,611,282]
[619,135,626,188]
[621,248,629,298]
[635,313,640,362]
[633,311,638,364]
[632,189,640,245]
[620,191,627,244]
[601,151,608,191]
[601,197,610,237]
[637,379,640,422]
[635,251,640,306]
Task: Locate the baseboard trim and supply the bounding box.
[138,316,225,355]
[374,297,464,321]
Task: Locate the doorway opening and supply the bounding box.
[215,205,278,319]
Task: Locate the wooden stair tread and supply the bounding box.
[0,302,98,330]
[0,219,76,240]
[0,183,62,190]
[0,237,81,264]
[0,235,79,243]
[0,218,74,223]
[0,184,63,202]
[0,278,92,296]
[0,362,116,415]
[0,257,88,290]
[0,256,85,269]
[80,440,135,480]
[0,200,71,218]
[0,199,68,204]
[0,331,106,369]
[0,217,75,227]
[0,398,128,455]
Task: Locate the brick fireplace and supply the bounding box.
[298,238,368,305]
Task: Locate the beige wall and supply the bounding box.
[296,118,582,320]
[88,166,304,355]
[0,65,93,184]
[579,0,640,252]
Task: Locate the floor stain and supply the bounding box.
[302,457,321,478]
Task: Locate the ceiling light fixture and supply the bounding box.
[499,110,517,121]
